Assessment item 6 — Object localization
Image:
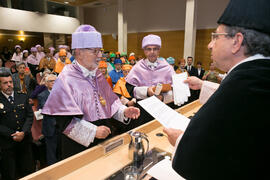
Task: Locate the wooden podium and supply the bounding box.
[21,100,202,180]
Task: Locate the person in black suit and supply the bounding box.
[37,74,58,166]
[195,61,205,79]
[185,56,198,102]
[0,67,34,180]
[194,61,205,99]
[185,56,198,77]
[164,0,270,179]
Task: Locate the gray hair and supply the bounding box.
[225,25,270,57]
[45,74,57,82]
[43,68,51,75]
[16,61,26,68]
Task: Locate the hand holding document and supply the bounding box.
[172,72,190,106]
[138,96,190,131]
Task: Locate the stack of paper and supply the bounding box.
[172,72,190,106]
[138,96,190,131]
[147,158,185,180]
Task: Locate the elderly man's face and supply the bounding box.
[208,24,233,72]
[45,76,56,90]
[0,76,13,95]
[144,45,160,63]
[77,48,102,71]
[17,64,26,74]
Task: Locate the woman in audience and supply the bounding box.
[22,50,29,66]
[202,62,222,83]
[27,47,40,77]
[11,45,23,62]
[176,58,188,74]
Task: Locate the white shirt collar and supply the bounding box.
[76,61,97,78]
[223,54,270,80]
[1,91,14,100]
[146,59,158,69]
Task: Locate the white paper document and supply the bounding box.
[34,109,43,121]
[147,158,185,180]
[199,81,220,105]
[172,72,190,106]
[138,96,190,131]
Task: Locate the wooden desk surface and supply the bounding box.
[21,100,201,180]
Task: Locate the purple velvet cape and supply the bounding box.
[42,63,122,122]
[125,58,175,86]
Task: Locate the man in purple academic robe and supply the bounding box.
[42,25,140,159]
[124,34,176,130]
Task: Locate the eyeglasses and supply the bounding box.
[144,47,160,52]
[211,32,229,41]
[47,80,55,83]
[85,48,101,55]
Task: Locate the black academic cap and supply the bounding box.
[218,0,270,35]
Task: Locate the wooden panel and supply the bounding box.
[102,29,215,68]
[102,34,118,52]
[103,30,185,63]
[194,29,215,70]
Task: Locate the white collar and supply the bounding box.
[146,59,158,68]
[224,54,270,80]
[1,91,14,100]
[76,61,97,78]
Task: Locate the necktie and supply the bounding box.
[8,96,14,104]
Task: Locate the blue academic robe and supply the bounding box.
[109,69,123,85]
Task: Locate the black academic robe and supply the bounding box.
[173,59,270,179]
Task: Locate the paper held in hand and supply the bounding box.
[138,96,190,131]
[172,72,190,106]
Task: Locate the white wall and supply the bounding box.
[0,7,80,34]
[84,0,230,34]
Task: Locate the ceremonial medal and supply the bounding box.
[0,103,4,109]
[99,95,106,106]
